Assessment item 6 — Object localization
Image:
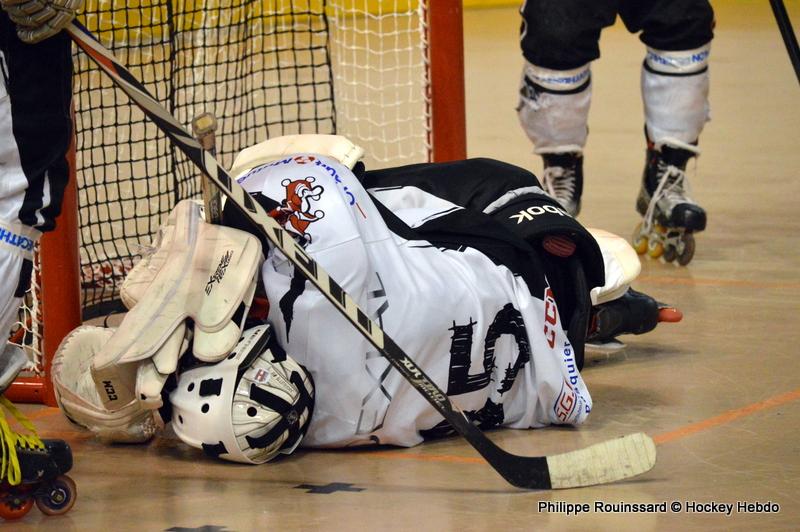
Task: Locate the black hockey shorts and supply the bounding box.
[520,0,715,70]
[0,11,73,232]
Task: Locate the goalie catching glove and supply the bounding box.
[52,326,165,443]
[169,324,314,464]
[92,199,263,411]
[1,0,82,43]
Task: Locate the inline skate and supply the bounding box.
[0,396,76,520]
[632,141,706,265]
[541,152,583,216]
[587,288,683,352]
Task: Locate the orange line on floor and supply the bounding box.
[653,387,800,445]
[638,274,800,290]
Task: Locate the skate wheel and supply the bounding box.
[0,495,34,520]
[35,475,77,516]
[677,234,696,266]
[647,238,663,259]
[632,224,648,255]
[663,246,677,263]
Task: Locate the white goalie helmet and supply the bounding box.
[169,324,314,464]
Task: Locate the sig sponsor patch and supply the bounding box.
[553,379,578,422]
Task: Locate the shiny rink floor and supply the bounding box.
[11,1,800,530]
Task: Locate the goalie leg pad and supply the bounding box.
[92,200,263,409]
[52,326,164,443]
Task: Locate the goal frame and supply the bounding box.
[6,0,466,406]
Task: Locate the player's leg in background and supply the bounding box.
[0,11,76,519]
[622,0,715,265]
[517,0,619,216]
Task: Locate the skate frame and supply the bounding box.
[66,21,656,490]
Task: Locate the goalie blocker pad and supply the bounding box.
[92,199,263,411]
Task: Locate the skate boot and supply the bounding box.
[587,288,682,352]
[541,152,583,216]
[0,396,76,519]
[633,142,706,265]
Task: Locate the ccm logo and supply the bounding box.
[103,381,118,401]
[509,204,569,224]
[543,287,558,348]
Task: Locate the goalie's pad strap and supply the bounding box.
[587,228,642,305]
[0,219,40,260]
[229,134,365,178]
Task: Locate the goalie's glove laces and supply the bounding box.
[0,396,44,486]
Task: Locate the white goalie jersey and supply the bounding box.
[234,153,592,448]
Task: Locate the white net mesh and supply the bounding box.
[9,247,44,377]
[328,2,430,166]
[11,0,435,379]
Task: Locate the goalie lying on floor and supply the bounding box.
[52,134,678,464]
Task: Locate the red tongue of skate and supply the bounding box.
[542,235,576,257]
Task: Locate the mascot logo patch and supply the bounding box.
[293,155,316,165]
[270,177,326,244]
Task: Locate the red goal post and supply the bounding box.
[6,0,466,405]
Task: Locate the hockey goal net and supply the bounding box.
[7,0,465,405]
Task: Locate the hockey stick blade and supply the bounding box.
[547,432,656,489]
[66,21,656,489]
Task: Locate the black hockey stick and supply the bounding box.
[66,20,655,489]
[770,0,800,86]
